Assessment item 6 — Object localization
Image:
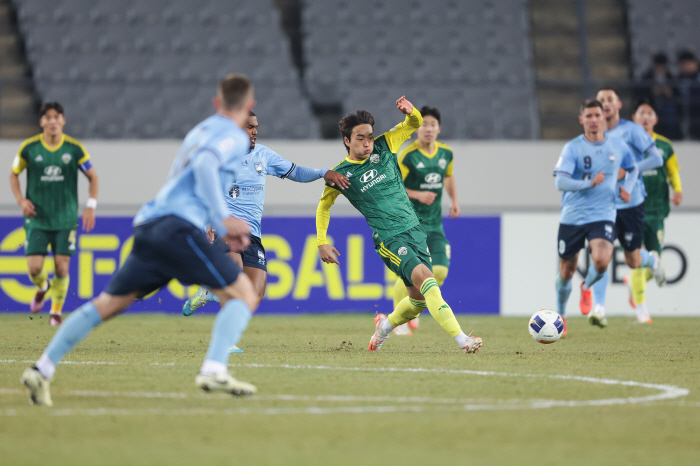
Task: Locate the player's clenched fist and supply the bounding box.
[591,171,605,187]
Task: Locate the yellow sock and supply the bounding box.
[420,277,462,337]
[393,277,409,308]
[644,267,654,282]
[631,268,647,305]
[433,265,449,286]
[50,275,70,314]
[388,297,427,328]
[29,269,48,290]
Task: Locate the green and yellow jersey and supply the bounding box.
[398,141,454,231]
[317,108,423,247]
[11,134,92,230]
[642,132,681,220]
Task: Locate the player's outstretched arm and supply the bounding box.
[316,185,341,265]
[384,98,423,154]
[81,167,99,232]
[286,165,350,189]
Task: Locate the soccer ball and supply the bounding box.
[528,309,564,344]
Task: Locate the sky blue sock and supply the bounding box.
[45,302,103,365]
[206,291,220,303]
[555,275,572,316]
[584,264,605,288]
[640,249,656,268]
[592,271,609,307]
[204,299,252,365]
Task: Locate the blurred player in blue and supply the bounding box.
[554,99,638,334]
[21,74,259,406]
[587,89,664,323]
[181,111,349,352]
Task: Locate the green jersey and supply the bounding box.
[317,110,423,247]
[642,133,676,220]
[398,141,454,231]
[11,134,92,230]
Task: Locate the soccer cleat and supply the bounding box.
[20,367,53,407]
[562,317,568,336]
[622,275,636,308]
[182,287,209,316]
[408,316,420,330]
[30,283,50,314]
[49,314,62,327]
[650,251,666,287]
[368,313,390,351]
[228,344,245,353]
[462,330,483,354]
[588,304,608,328]
[195,372,257,396]
[392,323,413,336]
[579,282,592,315]
[635,304,653,324]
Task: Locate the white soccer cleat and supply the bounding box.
[392,322,413,336]
[195,372,257,396]
[588,304,608,328]
[650,251,666,287]
[635,303,653,324]
[20,367,53,407]
[462,330,483,354]
[368,314,390,351]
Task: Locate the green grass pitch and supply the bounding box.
[1,313,699,466]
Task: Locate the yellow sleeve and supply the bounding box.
[666,153,682,192]
[445,160,454,176]
[397,149,410,180]
[383,107,423,154]
[316,185,342,246]
[11,154,27,175]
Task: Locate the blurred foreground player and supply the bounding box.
[392,106,460,335]
[182,112,349,331]
[588,89,664,324]
[554,100,638,333]
[21,74,259,406]
[316,96,482,354]
[623,100,683,323]
[9,102,99,326]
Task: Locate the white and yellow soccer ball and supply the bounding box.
[528,309,564,344]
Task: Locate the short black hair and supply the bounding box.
[596,87,620,98]
[419,106,441,124]
[39,102,64,117]
[677,48,697,63]
[652,52,669,66]
[580,98,603,114]
[633,97,657,114]
[338,110,375,151]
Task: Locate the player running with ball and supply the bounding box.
[316,96,482,354]
[554,100,638,333]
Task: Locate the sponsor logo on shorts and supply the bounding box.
[61,153,72,164]
[41,165,64,182]
[445,244,450,259]
[370,154,379,163]
[625,232,633,244]
[398,246,407,256]
[559,239,566,255]
[257,249,266,265]
[438,158,447,169]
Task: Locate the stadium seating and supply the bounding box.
[14,0,320,138]
[302,0,538,139]
[627,0,700,78]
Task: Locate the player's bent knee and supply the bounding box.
[93,292,137,321]
[218,273,258,312]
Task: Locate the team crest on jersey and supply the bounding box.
[61,153,72,164]
[254,162,263,174]
[370,154,379,163]
[229,186,240,199]
[398,246,407,256]
[438,158,447,169]
[608,153,615,162]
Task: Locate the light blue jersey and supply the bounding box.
[134,114,249,233]
[606,118,655,209]
[554,135,636,225]
[223,143,296,238]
